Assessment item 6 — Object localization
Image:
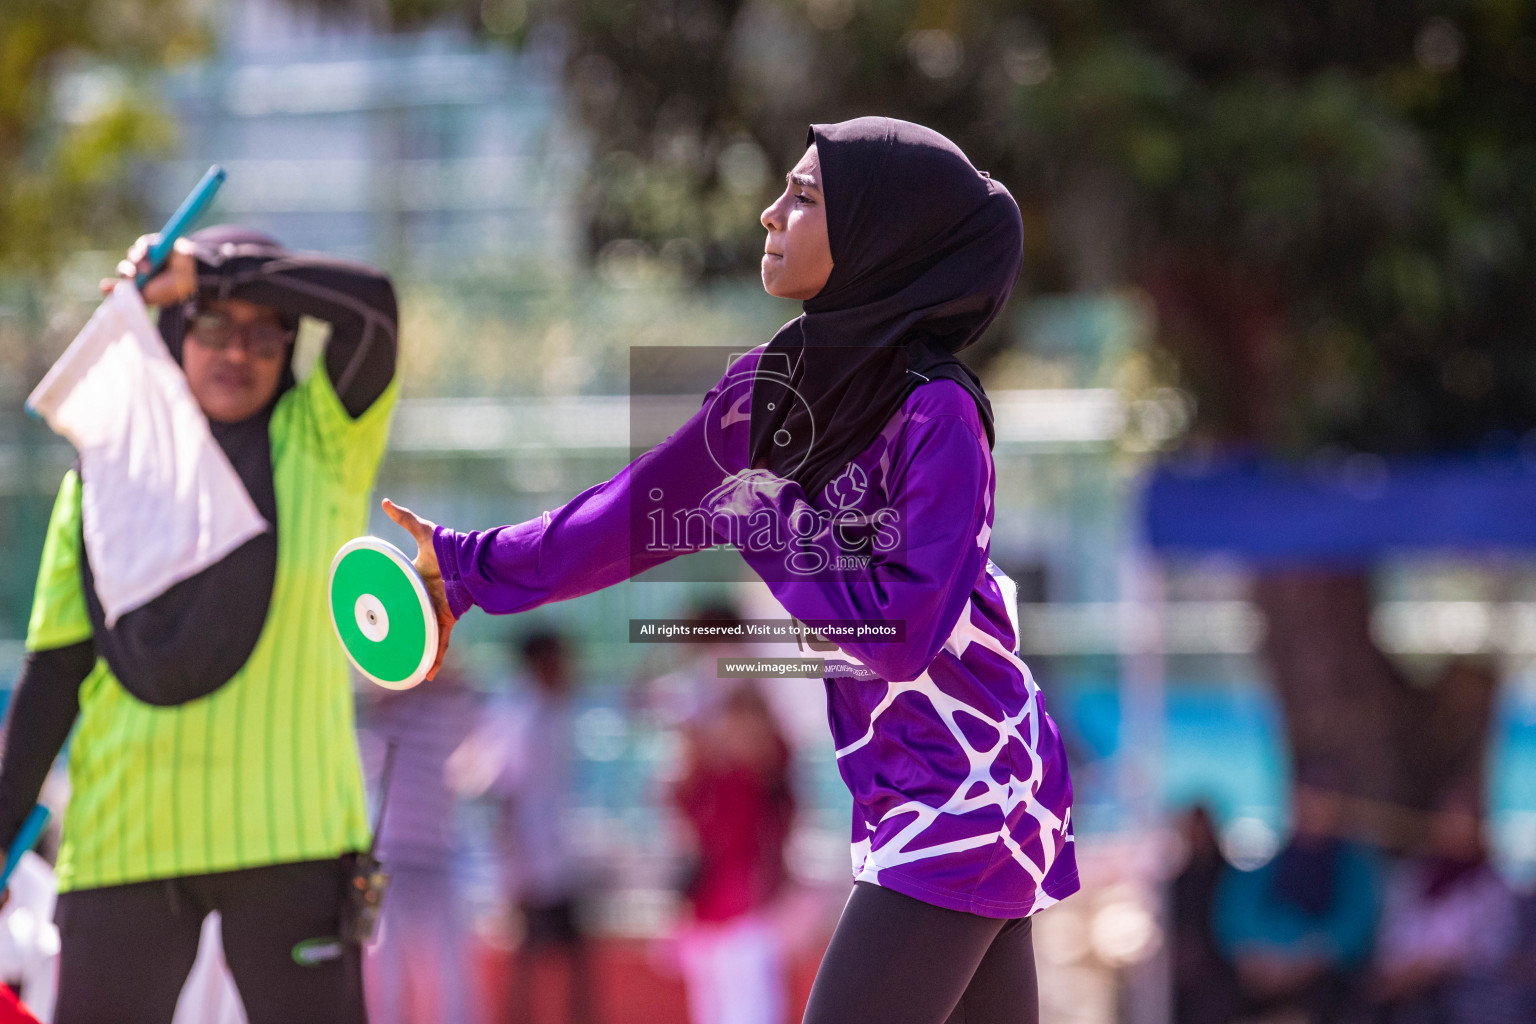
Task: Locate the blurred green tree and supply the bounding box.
[0,0,197,276]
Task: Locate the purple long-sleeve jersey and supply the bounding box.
[434,351,1078,917]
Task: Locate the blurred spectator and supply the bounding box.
[361,663,482,1024]
[1170,805,1241,1024]
[1370,790,1519,1024]
[1215,784,1379,1024]
[451,630,593,1024]
[641,603,751,729]
[672,681,794,1024]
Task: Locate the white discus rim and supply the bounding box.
[328,536,440,689]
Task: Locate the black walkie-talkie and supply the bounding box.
[340,738,397,945]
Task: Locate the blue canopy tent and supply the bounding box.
[1116,448,1536,853]
[1130,448,1536,886]
[1143,450,1536,561]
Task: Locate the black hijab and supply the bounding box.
[748,118,1022,498]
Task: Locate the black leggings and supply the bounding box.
[53,858,365,1024]
[802,882,1039,1024]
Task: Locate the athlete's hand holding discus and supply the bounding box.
[381,499,458,679]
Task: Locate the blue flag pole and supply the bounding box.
[135,164,227,288]
[0,805,51,890]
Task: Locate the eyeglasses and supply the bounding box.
[187,310,294,360]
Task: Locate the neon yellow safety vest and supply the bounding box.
[26,365,398,891]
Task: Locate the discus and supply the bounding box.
[328,537,438,689]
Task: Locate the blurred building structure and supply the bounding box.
[154,0,582,274]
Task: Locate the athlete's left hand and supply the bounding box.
[381,499,457,680]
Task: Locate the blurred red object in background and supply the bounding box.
[0,985,41,1024]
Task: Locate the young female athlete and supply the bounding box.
[386,117,1078,1024]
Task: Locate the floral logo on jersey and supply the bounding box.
[826,462,868,510]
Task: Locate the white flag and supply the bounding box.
[26,281,267,626]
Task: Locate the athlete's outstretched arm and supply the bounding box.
[388,378,991,684]
[383,380,736,674]
[411,403,728,612]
